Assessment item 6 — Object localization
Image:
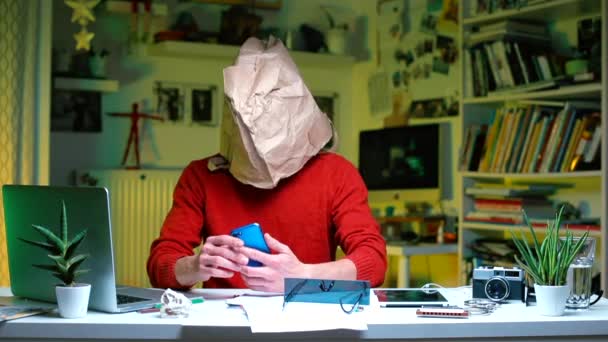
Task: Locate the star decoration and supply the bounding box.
[65,0,100,26]
[74,27,95,51]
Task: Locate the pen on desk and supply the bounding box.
[138,298,204,313]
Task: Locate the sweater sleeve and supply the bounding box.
[329,156,387,287]
[147,162,206,289]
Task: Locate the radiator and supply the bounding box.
[78,169,181,287]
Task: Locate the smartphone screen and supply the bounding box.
[230,223,270,267]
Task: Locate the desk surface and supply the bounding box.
[1,287,608,341]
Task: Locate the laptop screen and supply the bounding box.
[2,185,126,312]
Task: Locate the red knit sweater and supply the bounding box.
[147,152,387,289]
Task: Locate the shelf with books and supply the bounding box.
[459,103,601,175]
[457,0,606,290]
[462,82,603,104]
[408,116,459,126]
[460,221,603,237]
[460,170,602,179]
[463,0,601,27]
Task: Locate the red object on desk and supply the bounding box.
[108,102,163,169]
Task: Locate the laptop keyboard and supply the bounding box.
[116,293,149,305]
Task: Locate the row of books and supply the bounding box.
[464,21,572,98]
[459,103,602,173]
[464,213,601,231]
[467,0,550,18]
[463,183,600,230]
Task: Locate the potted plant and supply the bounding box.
[321,6,349,55]
[510,205,589,316]
[19,200,91,318]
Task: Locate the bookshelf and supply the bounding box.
[457,0,607,294]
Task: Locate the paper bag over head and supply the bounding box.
[221,36,333,189]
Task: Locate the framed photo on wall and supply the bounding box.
[155,81,218,126]
[189,85,217,125]
[154,81,185,123]
[51,89,101,132]
[313,91,339,149]
[313,92,338,123]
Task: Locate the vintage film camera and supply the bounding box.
[472,266,526,302]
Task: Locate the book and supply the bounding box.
[0,304,50,322]
[469,125,488,171]
[465,186,557,197]
[561,118,584,172]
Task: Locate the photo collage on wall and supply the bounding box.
[377,0,460,118]
[154,81,218,126]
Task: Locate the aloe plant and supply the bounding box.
[19,200,89,286]
[510,205,589,286]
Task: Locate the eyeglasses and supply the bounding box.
[339,291,364,314]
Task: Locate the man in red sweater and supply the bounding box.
[147,37,387,292]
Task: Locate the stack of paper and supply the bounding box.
[226,295,370,333]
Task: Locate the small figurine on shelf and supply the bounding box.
[128,0,152,54]
[108,102,163,169]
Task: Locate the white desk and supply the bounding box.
[386,242,458,287]
[1,287,608,341]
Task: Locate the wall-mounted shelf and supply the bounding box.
[460,221,603,237]
[53,77,119,92]
[105,0,168,16]
[146,41,356,68]
[462,83,603,104]
[463,0,601,27]
[460,170,603,179]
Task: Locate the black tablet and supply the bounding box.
[374,289,449,307]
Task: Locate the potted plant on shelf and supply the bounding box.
[19,200,91,318]
[321,6,349,55]
[510,205,589,316]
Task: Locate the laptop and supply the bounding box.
[2,185,173,313]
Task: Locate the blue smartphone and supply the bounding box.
[230,223,270,267]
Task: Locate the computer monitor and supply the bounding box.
[358,123,451,203]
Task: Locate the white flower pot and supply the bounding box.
[326,28,347,55]
[55,283,91,318]
[534,284,569,316]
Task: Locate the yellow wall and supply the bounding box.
[0,0,462,288]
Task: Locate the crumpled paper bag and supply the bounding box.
[221,36,333,189]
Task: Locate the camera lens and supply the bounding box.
[484,277,510,302]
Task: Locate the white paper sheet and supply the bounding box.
[226,295,369,333]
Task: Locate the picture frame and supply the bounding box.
[313,92,338,124]
[51,89,101,132]
[154,81,185,123]
[313,91,339,148]
[187,85,218,126]
[154,81,218,126]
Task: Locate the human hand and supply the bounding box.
[181,235,249,284]
[238,233,309,292]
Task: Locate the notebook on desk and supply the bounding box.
[2,185,172,313]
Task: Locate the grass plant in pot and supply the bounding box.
[19,200,90,318]
[510,205,589,316]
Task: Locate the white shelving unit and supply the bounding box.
[53,77,119,92]
[457,0,607,293]
[146,41,356,68]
